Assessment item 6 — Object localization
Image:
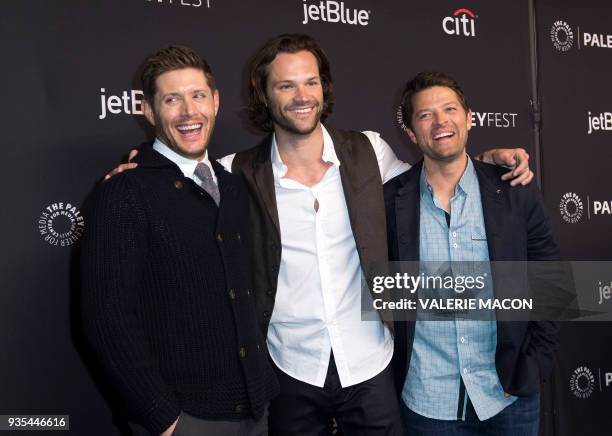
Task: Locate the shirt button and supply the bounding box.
[452,232,457,237]
[217,233,223,242]
[460,336,466,343]
[228,289,236,300]
[453,243,458,249]
[463,368,469,374]
[239,347,246,358]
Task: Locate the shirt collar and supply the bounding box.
[152,138,217,184]
[419,154,478,199]
[270,124,341,178]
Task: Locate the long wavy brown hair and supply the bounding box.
[248,34,334,132]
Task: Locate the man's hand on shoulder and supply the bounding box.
[476,148,534,186]
[104,149,139,181]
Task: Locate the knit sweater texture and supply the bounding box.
[81,146,278,434]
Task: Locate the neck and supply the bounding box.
[423,153,468,212]
[274,123,325,167]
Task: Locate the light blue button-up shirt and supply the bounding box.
[402,156,516,421]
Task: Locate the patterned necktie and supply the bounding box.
[194,162,220,206]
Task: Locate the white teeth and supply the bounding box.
[176,124,202,132]
[433,132,453,139]
[292,108,313,114]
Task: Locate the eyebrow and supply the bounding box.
[272,76,320,85]
[415,101,459,114]
[161,89,208,98]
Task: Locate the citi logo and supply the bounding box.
[99,88,144,120]
[302,1,371,26]
[442,8,477,37]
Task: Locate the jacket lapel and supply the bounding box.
[395,161,422,262]
[252,136,281,236]
[473,160,505,261]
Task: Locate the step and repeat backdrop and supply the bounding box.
[537,1,612,436]
[0,1,609,434]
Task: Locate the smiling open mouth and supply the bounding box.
[433,131,454,140]
[289,107,314,115]
[176,123,203,135]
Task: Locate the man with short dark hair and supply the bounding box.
[385,71,560,435]
[81,45,277,436]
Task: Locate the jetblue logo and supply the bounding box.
[99,88,144,120]
[302,1,371,26]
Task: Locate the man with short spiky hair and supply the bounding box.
[81,45,277,436]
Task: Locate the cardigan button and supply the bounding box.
[228,289,236,300]
[239,347,247,358]
[266,289,274,297]
[399,233,410,244]
[246,289,251,296]
[236,233,241,241]
[217,233,223,242]
[234,405,243,413]
[173,180,183,189]
[263,311,271,319]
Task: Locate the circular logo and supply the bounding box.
[37,202,85,247]
[551,20,574,52]
[396,104,410,134]
[570,366,595,399]
[559,192,583,224]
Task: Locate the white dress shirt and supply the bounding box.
[153,138,217,186]
[218,125,409,387]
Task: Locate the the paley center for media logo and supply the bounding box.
[551,19,612,52]
[570,366,595,399]
[570,365,612,399]
[301,1,371,26]
[38,202,85,247]
[559,192,612,224]
[442,8,477,37]
[551,20,574,52]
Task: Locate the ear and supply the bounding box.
[142,99,156,126]
[406,127,418,145]
[213,89,220,116]
[466,110,473,131]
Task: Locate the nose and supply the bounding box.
[433,109,449,126]
[294,85,307,102]
[181,97,196,116]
